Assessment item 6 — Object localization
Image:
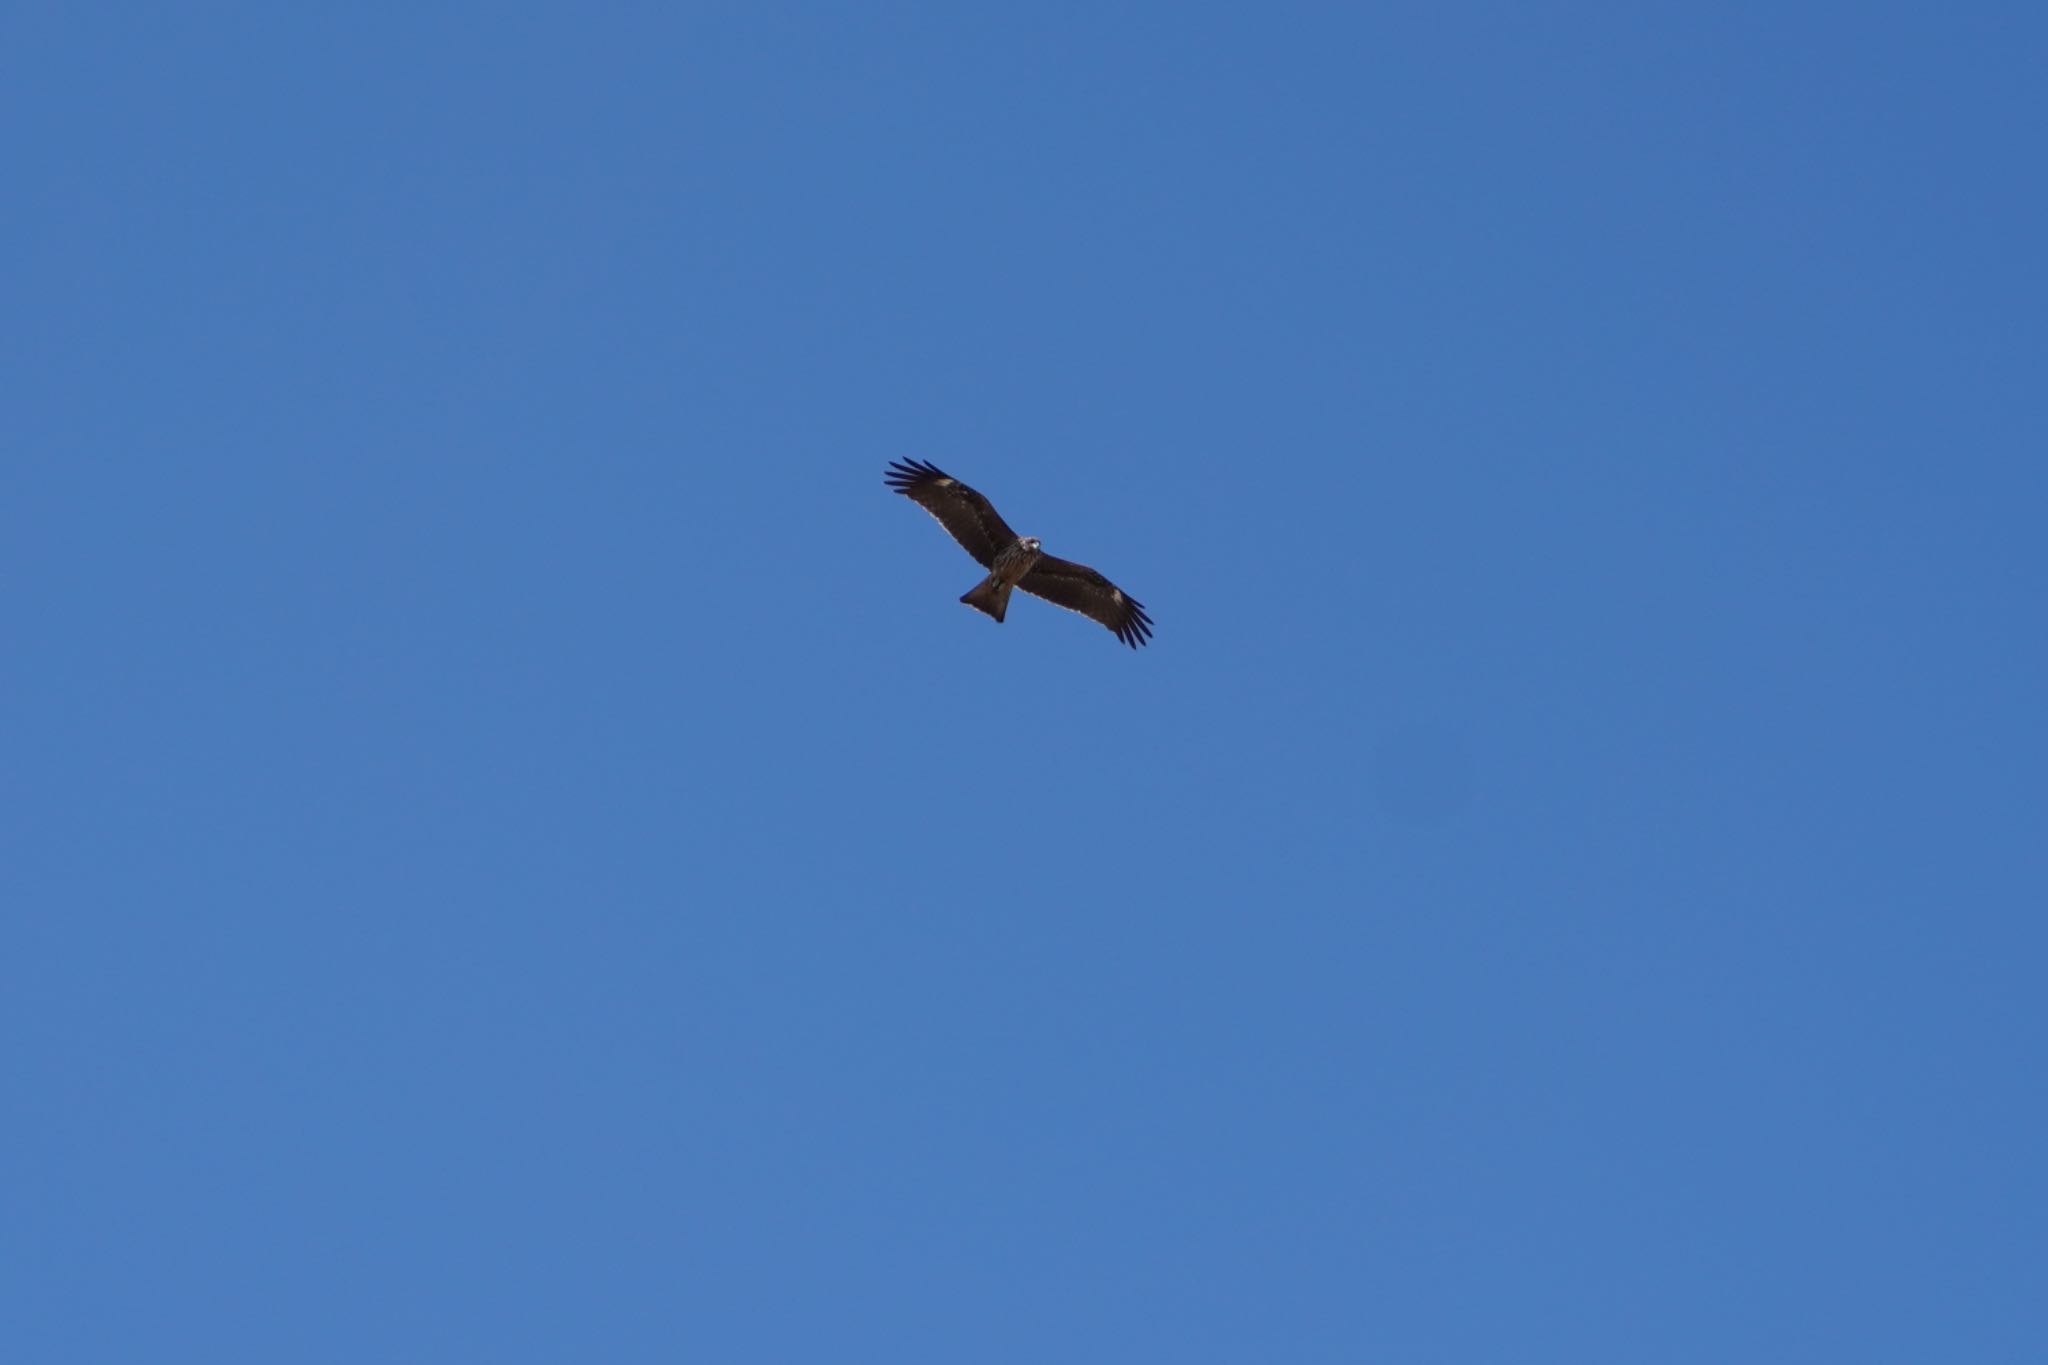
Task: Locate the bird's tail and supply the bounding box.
[960,576,1012,623]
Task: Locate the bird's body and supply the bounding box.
[959,535,1044,623]
[884,459,1153,648]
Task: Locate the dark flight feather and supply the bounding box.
[1018,554,1154,649]
[882,458,1018,568]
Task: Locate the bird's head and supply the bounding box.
[1022,536,1042,552]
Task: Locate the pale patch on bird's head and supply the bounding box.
[1022,536,1042,551]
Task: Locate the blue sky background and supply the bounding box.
[6,4,2044,1360]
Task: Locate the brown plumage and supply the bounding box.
[884,458,1154,648]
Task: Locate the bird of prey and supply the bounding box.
[884,458,1154,648]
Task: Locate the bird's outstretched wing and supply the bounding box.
[884,459,1019,568]
[1018,554,1154,648]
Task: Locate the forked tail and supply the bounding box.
[960,577,1012,623]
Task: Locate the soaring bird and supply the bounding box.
[884,459,1154,649]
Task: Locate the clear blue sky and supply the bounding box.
[6,4,2044,1360]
